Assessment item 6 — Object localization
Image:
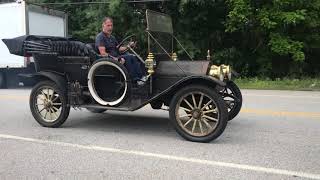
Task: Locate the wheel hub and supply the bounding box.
[192,109,202,119]
[44,100,52,109]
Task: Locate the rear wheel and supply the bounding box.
[169,85,228,143]
[30,80,70,127]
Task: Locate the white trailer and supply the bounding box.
[0,1,67,88]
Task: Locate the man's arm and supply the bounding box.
[98,46,108,56]
[96,34,109,57]
[98,46,121,62]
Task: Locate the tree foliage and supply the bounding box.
[31,0,320,77]
[224,0,320,76]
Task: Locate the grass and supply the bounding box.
[234,77,320,91]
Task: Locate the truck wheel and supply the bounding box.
[221,81,242,121]
[30,80,70,127]
[0,72,6,89]
[169,85,228,143]
[86,108,106,113]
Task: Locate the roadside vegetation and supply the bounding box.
[235,77,320,91]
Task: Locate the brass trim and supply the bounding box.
[208,64,232,80]
[207,50,211,61]
[172,52,177,61]
[145,52,155,75]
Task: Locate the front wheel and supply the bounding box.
[169,85,228,143]
[220,81,242,121]
[30,80,70,127]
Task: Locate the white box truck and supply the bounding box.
[0,0,67,88]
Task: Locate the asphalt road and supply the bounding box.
[0,89,319,180]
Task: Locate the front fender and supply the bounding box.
[162,75,225,95]
[190,76,226,86]
[147,75,225,107]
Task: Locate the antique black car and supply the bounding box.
[2,10,242,142]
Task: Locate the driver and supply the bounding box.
[95,17,146,85]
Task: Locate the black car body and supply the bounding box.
[2,10,242,142]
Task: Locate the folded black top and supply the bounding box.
[2,35,95,58]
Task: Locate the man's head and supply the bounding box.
[102,17,113,36]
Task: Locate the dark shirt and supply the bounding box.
[95,32,119,57]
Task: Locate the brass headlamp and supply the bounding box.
[209,65,224,81]
[220,64,232,80]
[208,64,232,81]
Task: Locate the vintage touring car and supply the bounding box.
[2,10,242,142]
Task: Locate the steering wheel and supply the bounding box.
[117,34,145,64]
[117,34,136,53]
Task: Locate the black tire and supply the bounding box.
[0,72,6,89]
[86,108,107,113]
[169,85,228,143]
[222,81,242,121]
[30,80,70,127]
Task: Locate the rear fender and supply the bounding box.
[31,71,67,93]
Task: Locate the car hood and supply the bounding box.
[155,60,211,77]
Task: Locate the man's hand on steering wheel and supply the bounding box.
[119,57,125,64]
[117,34,136,53]
[116,34,145,65]
[128,41,137,48]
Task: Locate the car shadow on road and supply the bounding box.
[62,110,250,144]
[64,111,176,139]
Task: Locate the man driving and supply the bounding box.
[95,17,146,85]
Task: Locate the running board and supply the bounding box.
[81,104,133,111]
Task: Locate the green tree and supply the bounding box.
[225,0,320,77]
